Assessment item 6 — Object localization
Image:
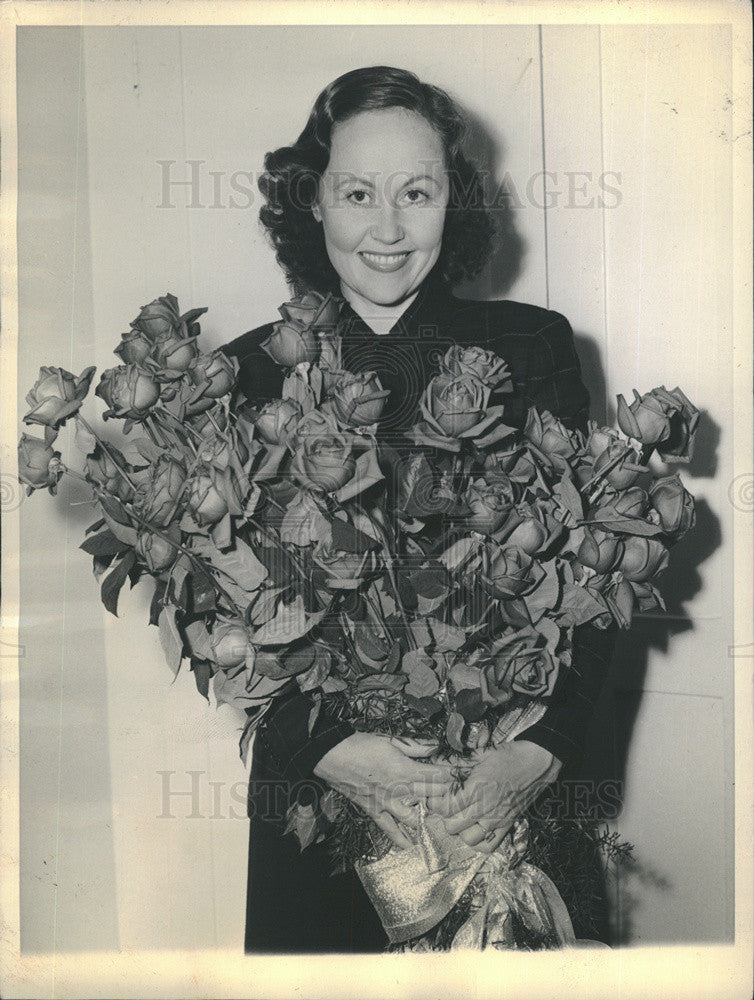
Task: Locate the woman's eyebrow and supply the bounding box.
[400,173,440,187]
[332,173,376,190]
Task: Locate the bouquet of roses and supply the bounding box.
[18,290,699,950]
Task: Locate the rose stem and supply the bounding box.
[338,610,362,669]
[204,408,224,435]
[155,405,203,444]
[74,415,140,491]
[244,515,309,580]
[363,586,392,638]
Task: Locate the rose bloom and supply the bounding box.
[329,370,390,427]
[261,320,319,368]
[17,434,63,494]
[153,333,199,372]
[592,440,644,490]
[135,528,179,573]
[502,507,560,556]
[524,407,584,461]
[210,619,250,669]
[186,464,246,526]
[160,379,216,421]
[24,365,96,430]
[426,374,486,436]
[441,345,511,389]
[577,526,624,574]
[134,455,186,525]
[85,444,135,502]
[278,290,341,332]
[253,398,303,446]
[313,540,379,589]
[482,544,542,598]
[649,473,696,537]
[130,294,183,341]
[619,536,669,583]
[612,486,649,518]
[464,478,514,534]
[96,365,161,421]
[585,423,622,459]
[188,350,237,398]
[290,410,357,493]
[114,328,155,365]
[617,385,699,460]
[479,628,559,705]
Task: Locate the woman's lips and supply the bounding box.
[358,250,412,273]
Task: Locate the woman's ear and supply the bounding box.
[311,201,322,223]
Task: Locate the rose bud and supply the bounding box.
[186,471,230,526]
[482,544,541,598]
[290,411,356,493]
[278,290,341,332]
[114,329,154,365]
[17,433,63,495]
[188,350,237,398]
[585,423,622,459]
[253,398,303,446]
[612,486,649,518]
[616,386,699,455]
[133,455,186,525]
[23,365,97,430]
[441,345,511,389]
[261,319,318,368]
[135,528,179,573]
[153,333,199,372]
[330,370,390,427]
[655,387,700,461]
[427,374,486,436]
[96,365,161,421]
[313,540,379,589]
[524,408,584,460]
[210,619,250,669]
[86,444,135,502]
[464,478,514,535]
[593,441,644,490]
[618,536,669,583]
[578,526,624,573]
[130,294,183,341]
[649,473,696,537]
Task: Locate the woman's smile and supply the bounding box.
[358,249,413,272]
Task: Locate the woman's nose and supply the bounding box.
[370,203,405,245]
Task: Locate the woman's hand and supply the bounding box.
[425,740,562,854]
[313,732,454,849]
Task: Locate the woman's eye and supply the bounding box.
[346,189,370,204]
[403,189,429,204]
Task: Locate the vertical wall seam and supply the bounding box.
[537,24,550,311]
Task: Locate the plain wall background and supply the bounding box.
[16,23,735,952]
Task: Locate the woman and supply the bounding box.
[223,66,617,953]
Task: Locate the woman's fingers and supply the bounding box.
[458,823,487,847]
[443,801,487,835]
[471,827,507,855]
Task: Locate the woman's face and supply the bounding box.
[312,108,450,309]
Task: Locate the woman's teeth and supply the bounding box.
[359,251,411,272]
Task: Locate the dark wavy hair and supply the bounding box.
[258,66,495,294]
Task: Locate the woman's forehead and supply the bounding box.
[326,108,447,178]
